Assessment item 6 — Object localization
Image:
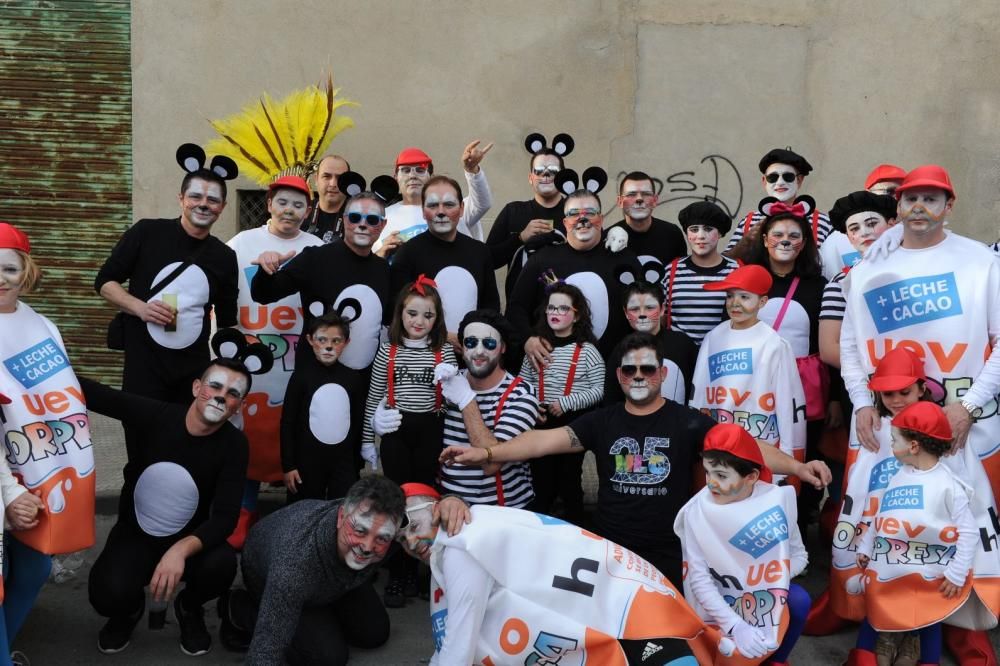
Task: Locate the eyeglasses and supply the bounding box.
[463,336,498,350]
[566,207,600,218]
[765,171,797,184]
[345,212,386,226]
[619,364,659,378]
[532,166,560,177]
[545,304,575,315]
[398,165,429,176]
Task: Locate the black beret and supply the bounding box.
[828,191,897,234]
[758,148,813,176]
[677,200,733,236]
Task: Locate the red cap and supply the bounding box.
[268,175,311,199]
[395,147,432,169]
[891,401,952,442]
[868,347,925,392]
[864,164,906,190]
[0,223,30,253]
[895,165,955,200]
[703,424,772,483]
[703,264,772,296]
[400,482,441,500]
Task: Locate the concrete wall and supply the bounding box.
[132,0,1000,243]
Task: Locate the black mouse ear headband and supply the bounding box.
[211,329,274,375]
[616,260,665,287]
[337,172,400,203]
[304,297,365,324]
[759,194,816,219]
[176,143,239,181]
[524,132,575,157]
[555,166,608,197]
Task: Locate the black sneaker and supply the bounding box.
[174,591,211,656]
[97,602,144,654]
[383,578,405,608]
[403,572,419,598]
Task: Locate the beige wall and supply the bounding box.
[133,0,1000,244]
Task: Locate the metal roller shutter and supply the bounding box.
[0,0,132,385]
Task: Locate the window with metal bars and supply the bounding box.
[238,189,269,231]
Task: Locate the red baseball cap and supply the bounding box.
[868,347,925,392]
[703,264,772,296]
[864,164,906,190]
[0,223,30,253]
[400,482,441,500]
[891,401,952,442]
[395,147,432,169]
[703,424,772,483]
[895,165,955,200]
[268,175,311,199]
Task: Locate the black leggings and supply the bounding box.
[287,444,358,504]
[88,522,237,618]
[380,411,442,580]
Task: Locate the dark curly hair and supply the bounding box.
[729,213,822,279]
[534,283,596,346]
[894,426,952,458]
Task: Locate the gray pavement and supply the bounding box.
[13,413,991,664]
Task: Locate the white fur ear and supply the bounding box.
[184,157,201,172]
[211,164,229,178]
[797,198,814,215]
[529,139,544,152]
[308,301,325,317]
[761,201,777,216]
[553,139,567,154]
[244,355,263,373]
[585,178,601,193]
[560,180,576,196]
[219,341,239,359]
[346,183,362,197]
[644,267,660,283]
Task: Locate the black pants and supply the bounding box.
[287,442,359,504]
[380,412,442,580]
[797,418,826,530]
[88,522,237,618]
[530,413,585,525]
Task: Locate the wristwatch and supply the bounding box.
[960,399,979,417]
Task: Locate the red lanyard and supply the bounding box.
[538,344,583,402]
[386,344,444,411]
[490,376,523,506]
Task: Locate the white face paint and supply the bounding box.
[0,249,25,313]
[398,498,438,563]
[337,503,398,571]
[343,198,386,252]
[196,368,247,423]
[624,293,663,333]
[620,348,661,403]
[685,224,722,258]
[423,190,461,237]
[897,187,951,238]
[763,163,801,202]
[461,321,503,378]
[530,155,561,198]
[563,196,603,249]
[180,179,226,229]
[618,179,657,223]
[845,211,889,254]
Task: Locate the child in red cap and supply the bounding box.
[675,423,809,665]
[691,265,807,472]
[847,401,993,666]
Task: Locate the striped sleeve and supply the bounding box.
[362,343,391,448]
[663,256,739,345]
[818,272,847,321]
[559,343,606,413]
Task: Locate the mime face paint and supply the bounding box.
[462,321,503,378]
[618,348,662,403]
[762,163,801,202]
[337,501,398,570]
[179,178,225,229]
[423,184,462,238]
[703,459,756,505]
[194,368,247,424]
[307,325,348,366]
[897,187,951,238]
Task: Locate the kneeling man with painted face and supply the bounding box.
[398,482,725,665]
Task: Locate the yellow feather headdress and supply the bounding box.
[206,73,357,186]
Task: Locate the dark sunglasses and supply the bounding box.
[463,336,499,351]
[346,212,386,226]
[532,166,560,177]
[765,171,797,184]
[620,364,659,378]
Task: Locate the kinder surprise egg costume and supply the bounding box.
[0,223,94,554]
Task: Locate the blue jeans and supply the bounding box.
[0,534,52,665]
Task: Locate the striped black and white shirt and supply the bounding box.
[724,209,833,252]
[440,372,540,507]
[662,255,740,345]
[363,339,458,448]
[818,270,849,321]
[518,340,604,413]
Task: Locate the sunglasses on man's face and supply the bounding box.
[532,166,560,177]
[619,364,659,378]
[765,171,797,184]
[345,212,386,226]
[463,336,499,351]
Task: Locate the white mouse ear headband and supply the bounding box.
[524,132,575,157]
[337,171,400,202]
[211,329,274,375]
[176,143,239,181]
[759,194,815,219]
[555,166,608,197]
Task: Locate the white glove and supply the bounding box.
[604,226,628,253]
[434,362,459,384]
[361,443,378,469]
[730,620,770,659]
[863,222,903,264]
[437,366,476,410]
[372,398,402,436]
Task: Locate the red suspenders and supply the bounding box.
[490,376,524,506]
[537,344,583,402]
[386,344,444,411]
